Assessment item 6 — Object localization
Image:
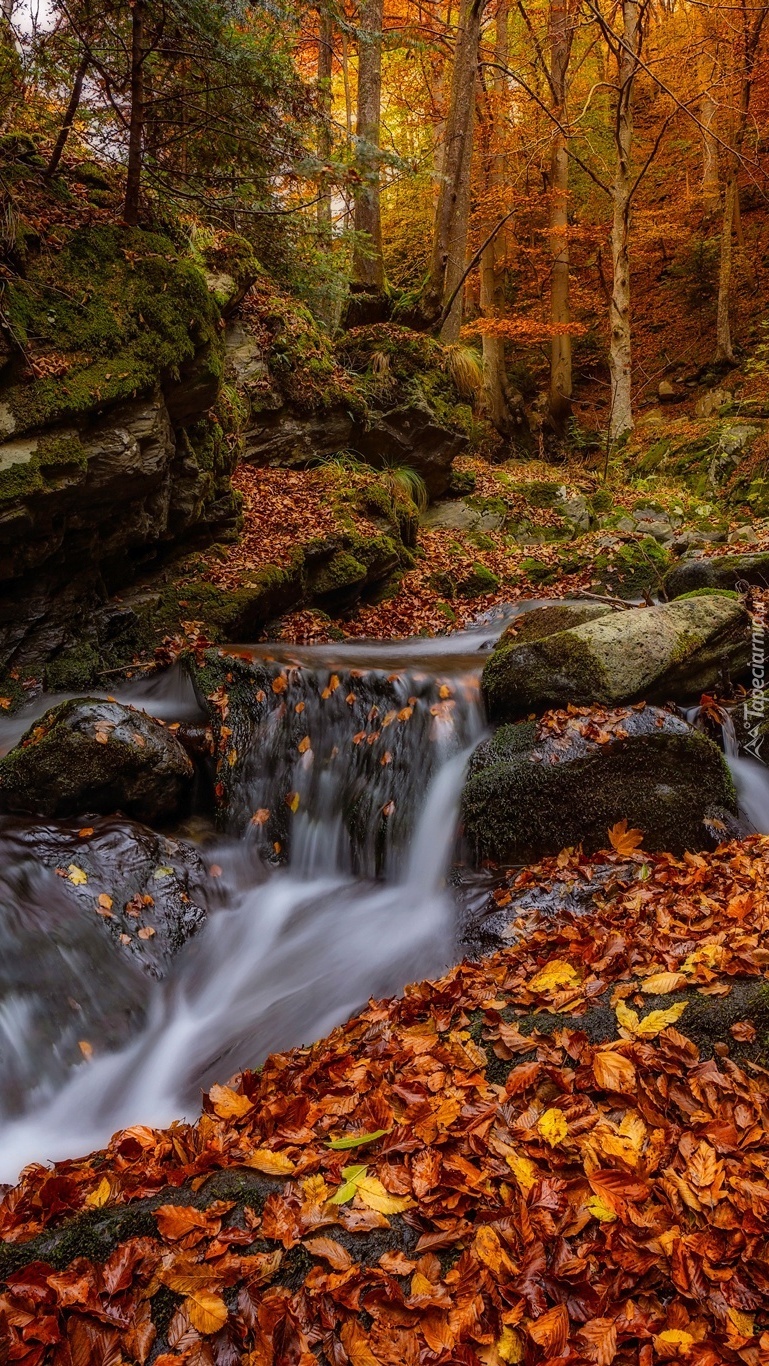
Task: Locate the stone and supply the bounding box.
[664,551,769,598]
[695,388,732,418]
[658,380,677,400]
[0,698,195,822]
[422,499,504,533]
[0,815,209,1114]
[462,704,738,863]
[482,596,751,723]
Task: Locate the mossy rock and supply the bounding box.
[0,698,194,822]
[447,466,477,498]
[520,556,558,586]
[482,597,751,722]
[664,552,769,599]
[499,602,615,648]
[462,705,737,862]
[455,563,500,598]
[3,224,222,434]
[674,588,741,601]
[592,535,671,598]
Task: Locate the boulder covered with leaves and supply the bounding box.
[482,597,751,723]
[4,836,769,1362]
[0,698,194,822]
[461,702,738,862]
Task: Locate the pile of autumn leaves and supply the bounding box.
[4,837,769,1364]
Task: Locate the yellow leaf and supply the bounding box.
[654,1329,693,1355]
[286,791,300,813]
[537,1108,568,1147]
[726,1308,754,1338]
[528,960,578,994]
[97,893,113,912]
[616,999,688,1039]
[245,1148,295,1175]
[497,1327,523,1363]
[356,1174,413,1214]
[298,736,311,754]
[682,942,726,974]
[608,819,644,855]
[67,864,88,886]
[641,972,687,994]
[208,1083,253,1119]
[506,1153,538,1193]
[85,1177,112,1208]
[227,749,238,767]
[586,1194,617,1223]
[185,1290,228,1335]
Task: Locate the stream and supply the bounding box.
[2,606,769,1186]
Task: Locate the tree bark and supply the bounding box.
[480,0,516,432]
[351,0,385,290]
[547,0,573,431]
[700,84,720,215]
[317,2,334,235]
[45,52,89,180]
[714,5,766,364]
[608,0,641,443]
[426,0,485,339]
[123,0,147,227]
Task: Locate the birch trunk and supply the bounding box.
[317,2,334,235]
[351,0,385,290]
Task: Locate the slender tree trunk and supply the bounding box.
[426,0,485,338]
[714,6,766,363]
[715,171,737,362]
[45,52,88,180]
[480,0,514,431]
[548,0,573,430]
[700,84,720,214]
[317,1,334,234]
[608,0,640,442]
[124,0,147,226]
[351,0,385,290]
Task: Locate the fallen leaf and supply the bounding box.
[528,959,578,993]
[327,1128,389,1150]
[537,1108,568,1147]
[67,864,88,885]
[208,1084,253,1119]
[245,1148,295,1175]
[592,1049,636,1094]
[608,819,644,855]
[615,999,688,1038]
[184,1290,228,1335]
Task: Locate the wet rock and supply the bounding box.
[482,597,751,723]
[0,698,194,822]
[0,814,209,1116]
[462,704,738,863]
[664,550,769,598]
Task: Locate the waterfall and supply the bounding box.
[0,636,490,1183]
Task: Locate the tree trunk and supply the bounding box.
[45,52,89,180]
[480,0,515,432]
[317,2,334,235]
[351,0,385,291]
[700,84,720,215]
[123,0,146,226]
[608,0,640,443]
[426,0,485,338]
[547,0,573,431]
[715,171,737,363]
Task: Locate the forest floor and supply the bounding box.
[4,834,769,1361]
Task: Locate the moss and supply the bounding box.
[456,563,499,598]
[462,720,735,862]
[482,629,608,723]
[5,224,222,433]
[520,556,558,586]
[592,536,671,597]
[502,603,613,647]
[589,488,614,515]
[513,480,563,508]
[447,466,477,497]
[675,588,740,601]
[44,641,101,691]
[311,550,368,597]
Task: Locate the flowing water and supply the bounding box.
[4,610,769,1185]
[0,613,520,1184]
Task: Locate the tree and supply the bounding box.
[546,0,573,430]
[351,0,386,291]
[478,0,515,432]
[425,0,486,339]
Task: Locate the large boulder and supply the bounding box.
[0,815,209,1116]
[482,597,751,723]
[0,698,194,822]
[462,703,738,863]
[664,550,769,598]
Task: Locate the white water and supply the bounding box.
[0,634,490,1184]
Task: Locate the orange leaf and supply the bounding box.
[208,1083,253,1119]
[303,1236,353,1270]
[592,1049,636,1095]
[608,819,644,855]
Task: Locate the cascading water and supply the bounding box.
[0,624,502,1184]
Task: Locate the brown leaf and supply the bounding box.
[303,1236,353,1270]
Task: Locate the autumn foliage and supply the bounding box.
[4,833,769,1362]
